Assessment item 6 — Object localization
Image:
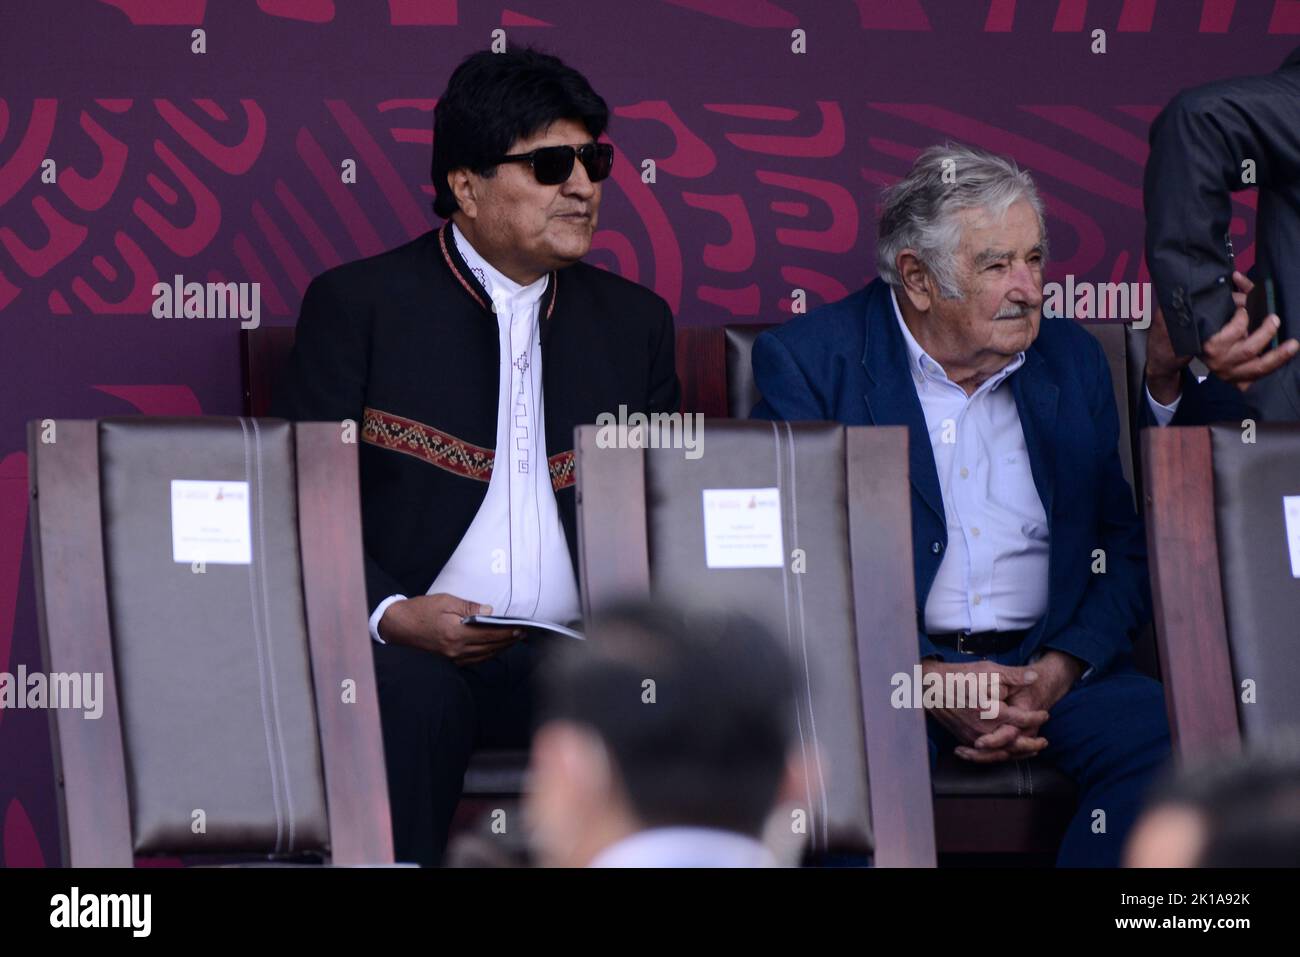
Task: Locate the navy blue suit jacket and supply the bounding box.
[751,279,1150,678]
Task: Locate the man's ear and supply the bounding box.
[897,250,933,313]
[448,168,478,219]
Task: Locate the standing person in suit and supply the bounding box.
[527,603,798,868]
[751,143,1171,867]
[273,50,680,866]
[1142,45,1300,422]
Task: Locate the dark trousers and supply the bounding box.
[371,637,540,867]
[927,659,1172,867]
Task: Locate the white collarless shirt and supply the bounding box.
[368,224,581,642]
[891,289,1050,634]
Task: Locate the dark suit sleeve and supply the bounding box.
[1138,367,1251,428]
[1144,72,1300,354]
[271,275,408,614]
[1045,336,1151,678]
[1169,370,1253,425]
[749,330,829,420]
[647,299,682,414]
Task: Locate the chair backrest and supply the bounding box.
[724,320,1140,505]
[1085,323,1135,495]
[27,417,393,866]
[242,327,298,417]
[1142,423,1300,757]
[723,323,772,420]
[573,420,936,865]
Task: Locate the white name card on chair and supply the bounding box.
[171,480,253,564]
[1285,495,1300,579]
[702,487,784,569]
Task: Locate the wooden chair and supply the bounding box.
[1142,423,1300,759]
[27,417,393,866]
[241,326,298,418]
[241,328,531,805]
[702,320,1161,857]
[574,420,937,866]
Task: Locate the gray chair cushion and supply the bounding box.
[932,752,1075,798]
[98,417,329,856]
[641,420,872,853]
[1208,423,1300,739]
[724,324,770,418]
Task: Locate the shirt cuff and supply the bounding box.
[369,594,407,644]
[1145,382,1182,427]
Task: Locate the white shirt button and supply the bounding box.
[972,593,982,605]
[960,466,969,479]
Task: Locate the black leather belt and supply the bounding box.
[928,629,1030,656]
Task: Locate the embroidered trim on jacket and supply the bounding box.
[545,271,557,320]
[438,225,488,311]
[438,222,558,319]
[362,406,494,482]
[548,449,575,491]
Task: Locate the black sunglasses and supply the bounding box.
[495,143,614,186]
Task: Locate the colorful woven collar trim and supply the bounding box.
[436,222,558,320]
[363,405,575,492]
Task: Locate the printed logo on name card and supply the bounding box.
[171,480,252,565]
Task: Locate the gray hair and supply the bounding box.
[876,142,1048,299]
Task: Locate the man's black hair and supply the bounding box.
[431,49,610,219]
[538,602,797,838]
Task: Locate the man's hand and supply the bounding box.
[1001,650,1083,723]
[1199,271,1299,391]
[378,593,523,666]
[1145,302,1192,406]
[922,660,1049,764]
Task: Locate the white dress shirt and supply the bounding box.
[588,827,778,868]
[891,289,1050,634]
[368,223,581,642]
[1145,382,1182,426]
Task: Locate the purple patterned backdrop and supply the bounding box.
[1,0,1295,866]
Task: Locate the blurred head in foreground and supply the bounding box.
[526,602,798,867]
[1125,737,1300,867]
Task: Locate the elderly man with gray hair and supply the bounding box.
[751,143,1171,867]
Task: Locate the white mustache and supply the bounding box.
[995,304,1036,319]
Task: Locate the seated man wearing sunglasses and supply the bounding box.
[272,49,680,866]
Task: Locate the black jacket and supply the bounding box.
[1144,46,1300,420]
[271,223,680,616]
